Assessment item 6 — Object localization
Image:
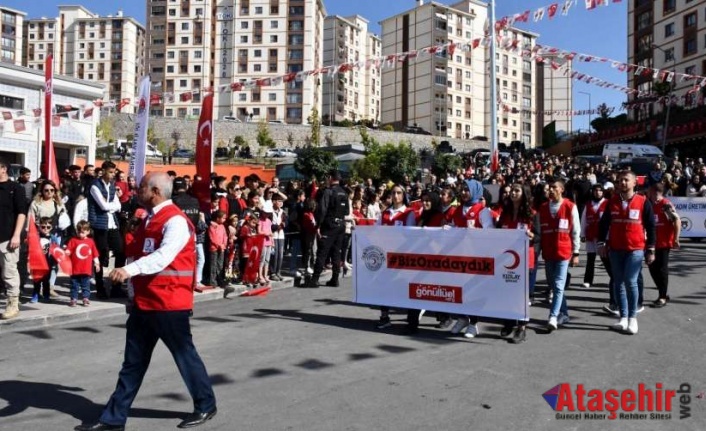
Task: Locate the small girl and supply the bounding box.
[239,213,259,288]
[225,214,239,283]
[30,217,55,303]
[208,210,228,288]
[65,220,101,307]
[258,207,274,285]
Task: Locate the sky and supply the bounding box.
[4,0,628,132]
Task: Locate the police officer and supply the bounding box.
[306,170,349,288]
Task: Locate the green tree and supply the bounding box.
[233,135,247,147]
[653,80,671,97]
[378,141,419,184]
[294,146,338,180]
[256,120,276,148]
[97,118,115,143]
[432,153,463,178]
[308,107,321,146]
[351,152,381,181]
[147,126,157,144]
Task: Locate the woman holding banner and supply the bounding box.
[496,184,539,344]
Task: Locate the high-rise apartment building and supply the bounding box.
[146,0,326,124]
[23,6,145,113]
[536,54,573,141]
[1,6,25,65]
[628,0,706,120]
[322,15,381,125]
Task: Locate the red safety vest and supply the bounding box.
[442,205,457,225]
[539,199,575,261]
[130,204,196,311]
[381,206,413,226]
[608,194,647,251]
[584,198,608,241]
[498,210,536,269]
[452,201,485,228]
[653,198,676,249]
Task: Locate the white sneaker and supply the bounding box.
[636,306,645,313]
[295,271,303,278]
[612,318,628,332]
[557,314,570,326]
[306,267,314,275]
[450,317,469,334]
[627,318,638,335]
[547,316,558,332]
[464,324,479,338]
[582,282,591,288]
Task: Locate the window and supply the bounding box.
[664,47,675,62]
[167,51,175,59]
[241,36,248,43]
[270,35,278,43]
[194,51,202,59]
[167,65,174,73]
[271,20,278,29]
[254,64,262,72]
[241,21,249,29]
[684,12,697,28]
[180,79,187,87]
[685,65,696,75]
[239,94,247,102]
[255,6,263,14]
[269,93,276,101]
[522,97,531,108]
[0,94,23,110]
[637,11,652,31]
[684,37,697,56]
[254,49,262,57]
[435,74,447,86]
[181,22,189,30]
[665,23,674,37]
[181,37,188,44]
[663,0,675,14]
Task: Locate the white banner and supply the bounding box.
[353,227,529,320]
[129,75,151,183]
[670,197,706,238]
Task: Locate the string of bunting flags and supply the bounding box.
[0,105,97,134]
[501,104,617,117]
[496,0,623,32]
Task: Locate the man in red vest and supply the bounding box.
[646,182,680,308]
[539,179,580,332]
[598,171,656,335]
[76,172,217,431]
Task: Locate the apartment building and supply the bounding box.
[322,15,381,125]
[1,6,25,65]
[147,0,326,124]
[23,6,144,113]
[628,0,706,120]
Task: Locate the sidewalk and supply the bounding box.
[0,275,296,334]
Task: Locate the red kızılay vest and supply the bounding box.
[381,206,413,226]
[653,198,676,249]
[584,198,608,241]
[452,201,485,228]
[499,210,536,269]
[129,204,196,311]
[608,194,647,251]
[539,199,575,261]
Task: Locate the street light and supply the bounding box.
[578,91,591,132]
[652,44,675,154]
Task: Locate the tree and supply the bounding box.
[147,126,157,144]
[97,117,115,143]
[352,140,419,184]
[308,107,321,146]
[233,135,247,147]
[294,146,338,180]
[596,102,611,120]
[432,153,463,178]
[653,80,671,97]
[256,120,276,148]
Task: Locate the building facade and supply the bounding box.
[23,6,144,113]
[0,62,103,176]
[1,6,25,66]
[146,0,326,124]
[628,0,706,120]
[322,15,381,125]
[536,54,573,143]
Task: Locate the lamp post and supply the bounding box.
[578,91,592,132]
[651,44,675,154]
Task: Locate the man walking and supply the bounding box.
[598,171,656,335]
[0,158,27,320]
[75,172,217,431]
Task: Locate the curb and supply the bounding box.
[0,278,294,335]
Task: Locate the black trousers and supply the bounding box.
[313,225,345,279]
[648,248,670,299]
[93,228,125,293]
[99,310,216,426]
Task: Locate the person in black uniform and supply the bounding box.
[305,170,349,288]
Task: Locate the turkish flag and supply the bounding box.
[2,111,11,120]
[243,235,265,284]
[194,93,213,210]
[179,92,193,102]
[409,200,424,219]
[50,243,72,276]
[491,150,500,174]
[150,93,162,106]
[83,107,93,118]
[27,215,50,282]
[548,3,559,18]
[13,120,25,133]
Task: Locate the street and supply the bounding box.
[0,244,705,431]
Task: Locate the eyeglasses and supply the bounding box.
[43,189,55,193]
[40,225,52,230]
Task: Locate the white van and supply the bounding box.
[116,140,163,158]
[602,143,663,163]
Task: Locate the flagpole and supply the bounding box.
[488,0,499,172]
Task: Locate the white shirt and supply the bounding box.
[90,179,122,230]
[123,200,190,277]
[271,208,285,240]
[367,202,381,221]
[72,198,88,230]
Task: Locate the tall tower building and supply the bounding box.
[23,6,144,113]
[1,6,25,65]
[536,53,573,145]
[322,15,381,125]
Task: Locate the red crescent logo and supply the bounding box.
[503,249,520,270]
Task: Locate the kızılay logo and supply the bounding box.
[542,383,698,421]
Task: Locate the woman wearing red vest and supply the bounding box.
[580,184,610,289]
[77,172,216,431]
[598,171,656,335]
[539,179,580,332]
[375,184,416,331]
[647,183,680,308]
[497,184,539,344]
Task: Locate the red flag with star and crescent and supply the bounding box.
[193,93,214,211]
[50,243,72,275]
[243,235,266,284]
[27,215,50,282]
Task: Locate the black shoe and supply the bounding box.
[74,423,125,431]
[325,278,339,287]
[303,277,320,288]
[511,327,527,344]
[376,317,392,330]
[177,409,217,429]
[96,289,109,300]
[223,285,236,298]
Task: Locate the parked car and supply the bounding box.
[265,148,297,158]
[405,125,432,135]
[222,116,242,123]
[172,148,194,158]
[215,147,230,158]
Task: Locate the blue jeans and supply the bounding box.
[195,243,205,284]
[100,310,216,426]
[610,250,644,318]
[545,259,569,318]
[70,275,91,300]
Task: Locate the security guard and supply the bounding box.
[306,170,349,287]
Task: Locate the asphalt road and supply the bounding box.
[0,243,705,431]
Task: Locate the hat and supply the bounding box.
[603,181,614,190]
[261,200,274,213]
[173,177,186,190]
